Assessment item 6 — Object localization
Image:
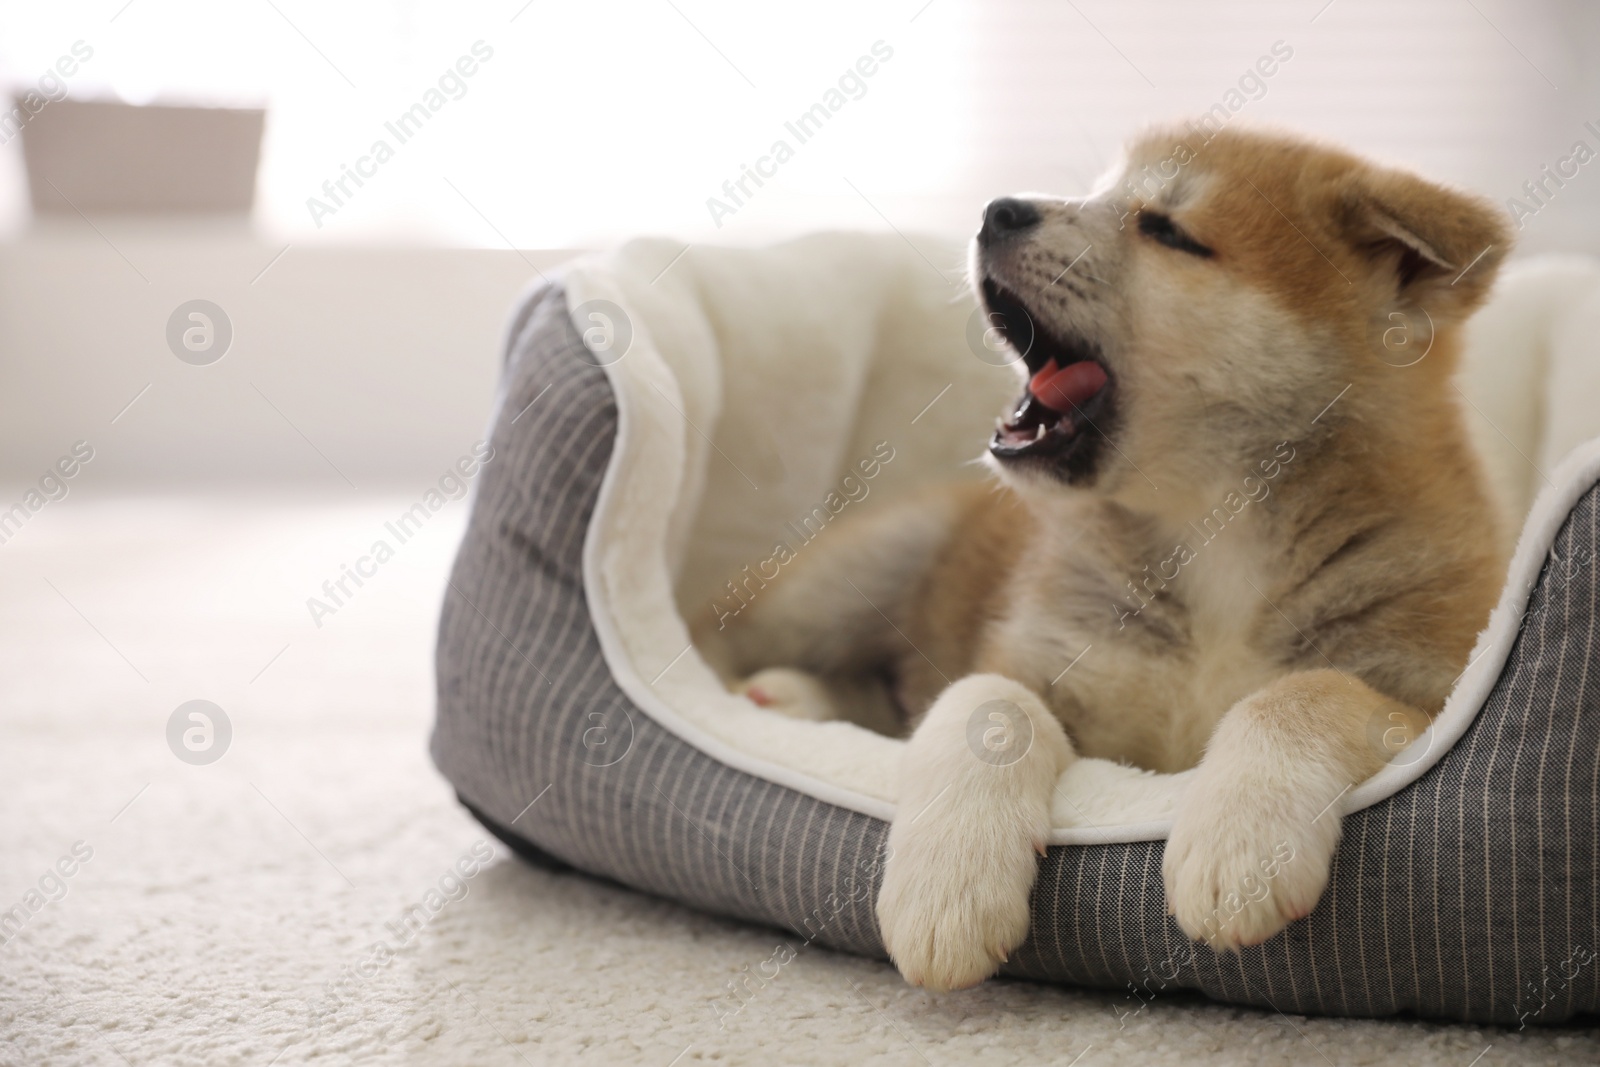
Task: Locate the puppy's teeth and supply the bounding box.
[1034,423,1047,441]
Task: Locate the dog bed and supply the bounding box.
[432,235,1600,1026]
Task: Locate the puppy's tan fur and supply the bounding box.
[697,125,1511,991]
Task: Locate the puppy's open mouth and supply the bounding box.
[982,279,1114,469]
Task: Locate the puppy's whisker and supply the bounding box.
[1050,245,1095,287]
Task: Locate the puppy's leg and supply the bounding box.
[876,674,1074,991]
[1163,669,1429,950]
[690,486,973,720]
[740,666,901,734]
[740,667,849,721]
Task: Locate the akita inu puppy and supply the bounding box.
[698,124,1510,991]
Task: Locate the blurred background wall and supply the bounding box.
[1,0,1596,489]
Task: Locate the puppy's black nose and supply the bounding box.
[979,197,1041,245]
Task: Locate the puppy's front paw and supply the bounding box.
[1163,767,1343,951]
[876,799,1044,991]
[738,667,838,721]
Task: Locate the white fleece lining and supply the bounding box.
[565,238,1600,845]
[569,240,907,827]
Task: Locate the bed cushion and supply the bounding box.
[433,243,1600,1025]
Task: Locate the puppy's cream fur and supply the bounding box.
[697,125,1511,991]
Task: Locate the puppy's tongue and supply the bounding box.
[1028,359,1108,412]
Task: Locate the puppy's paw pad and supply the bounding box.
[738,667,837,722]
[1162,781,1339,951]
[877,807,1041,991]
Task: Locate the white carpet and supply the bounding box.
[3,498,1597,1066]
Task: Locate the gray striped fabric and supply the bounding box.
[432,281,1600,1026]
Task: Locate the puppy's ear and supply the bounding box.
[1340,167,1512,322]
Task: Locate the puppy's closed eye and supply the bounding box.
[1138,211,1215,259]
